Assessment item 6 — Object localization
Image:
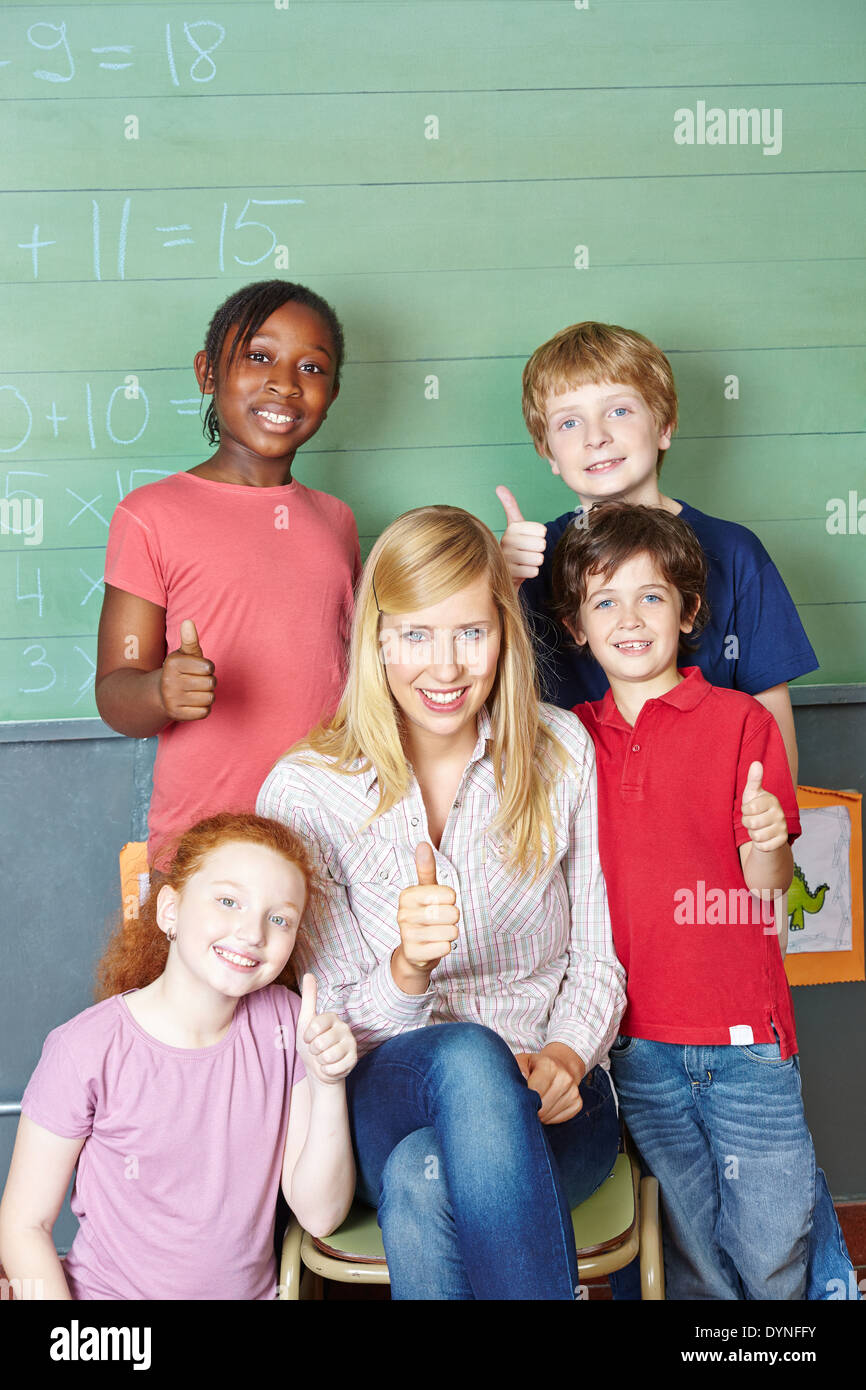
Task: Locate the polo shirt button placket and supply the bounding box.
[621,732,646,796]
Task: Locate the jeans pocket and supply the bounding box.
[577,1065,610,1119]
[609,1033,637,1059]
[737,1041,793,1065]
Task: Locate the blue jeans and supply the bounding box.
[346,1022,619,1300]
[610,1035,858,1300]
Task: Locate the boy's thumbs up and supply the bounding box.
[179,619,203,657]
[742,761,764,804]
[496,486,547,586]
[741,759,789,853]
[415,841,438,886]
[496,485,526,525]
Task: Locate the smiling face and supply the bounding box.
[378,573,502,763]
[569,551,694,694]
[157,841,307,1003]
[194,300,339,469]
[542,380,672,507]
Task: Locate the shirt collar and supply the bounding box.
[597,665,710,727]
[360,705,494,794]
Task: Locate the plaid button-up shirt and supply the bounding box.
[257,704,626,1067]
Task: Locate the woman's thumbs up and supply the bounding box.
[394,842,460,975]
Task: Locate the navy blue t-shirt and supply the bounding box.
[519,499,818,708]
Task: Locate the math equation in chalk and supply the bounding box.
[0,374,239,456]
[11,195,304,281]
[1,18,227,88]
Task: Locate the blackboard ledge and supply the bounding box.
[0,718,124,743]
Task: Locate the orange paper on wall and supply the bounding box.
[784,787,864,987]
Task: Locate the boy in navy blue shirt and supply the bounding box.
[497,321,854,1298]
[497,320,817,780]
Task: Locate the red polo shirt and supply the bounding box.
[574,667,801,1057]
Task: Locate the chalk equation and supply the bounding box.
[0,631,98,708]
[1,18,226,88]
[12,194,303,281]
[0,372,248,455]
[1,454,181,710]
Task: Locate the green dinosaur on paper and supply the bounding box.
[788,862,829,932]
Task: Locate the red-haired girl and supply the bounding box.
[0,813,356,1300]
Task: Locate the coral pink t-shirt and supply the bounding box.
[104,472,361,857]
[21,985,306,1301]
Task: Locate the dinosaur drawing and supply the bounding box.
[788,862,829,932]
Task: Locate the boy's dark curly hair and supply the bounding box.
[550,501,710,659]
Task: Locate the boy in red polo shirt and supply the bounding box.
[550,500,843,1300]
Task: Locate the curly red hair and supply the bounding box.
[95,812,320,1001]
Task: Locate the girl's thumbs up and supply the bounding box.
[415,841,438,886]
[160,619,215,721]
[179,619,203,656]
[298,972,318,1033]
[296,972,357,1083]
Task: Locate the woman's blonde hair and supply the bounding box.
[292,505,570,879]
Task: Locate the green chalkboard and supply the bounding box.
[1,0,864,720]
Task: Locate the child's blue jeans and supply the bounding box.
[610,1034,857,1299]
[346,1021,619,1300]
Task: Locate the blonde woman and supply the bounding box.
[257,505,626,1300]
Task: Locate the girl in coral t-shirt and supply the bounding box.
[96,280,361,861]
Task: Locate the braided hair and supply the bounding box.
[199,280,345,445]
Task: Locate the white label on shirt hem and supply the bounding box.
[729,1025,754,1045]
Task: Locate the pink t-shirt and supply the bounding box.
[21,985,306,1301]
[104,472,361,856]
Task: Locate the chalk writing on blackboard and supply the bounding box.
[0,378,207,454]
[13,196,304,281]
[10,19,227,89]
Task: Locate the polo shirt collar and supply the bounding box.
[596,665,710,727]
[360,704,494,793]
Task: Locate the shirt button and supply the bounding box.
[632,744,640,752]
[410,816,420,827]
[378,869,389,881]
[453,799,461,809]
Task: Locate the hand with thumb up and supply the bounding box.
[394,842,460,982]
[159,618,217,722]
[740,761,789,852]
[495,485,547,588]
[295,972,357,1085]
